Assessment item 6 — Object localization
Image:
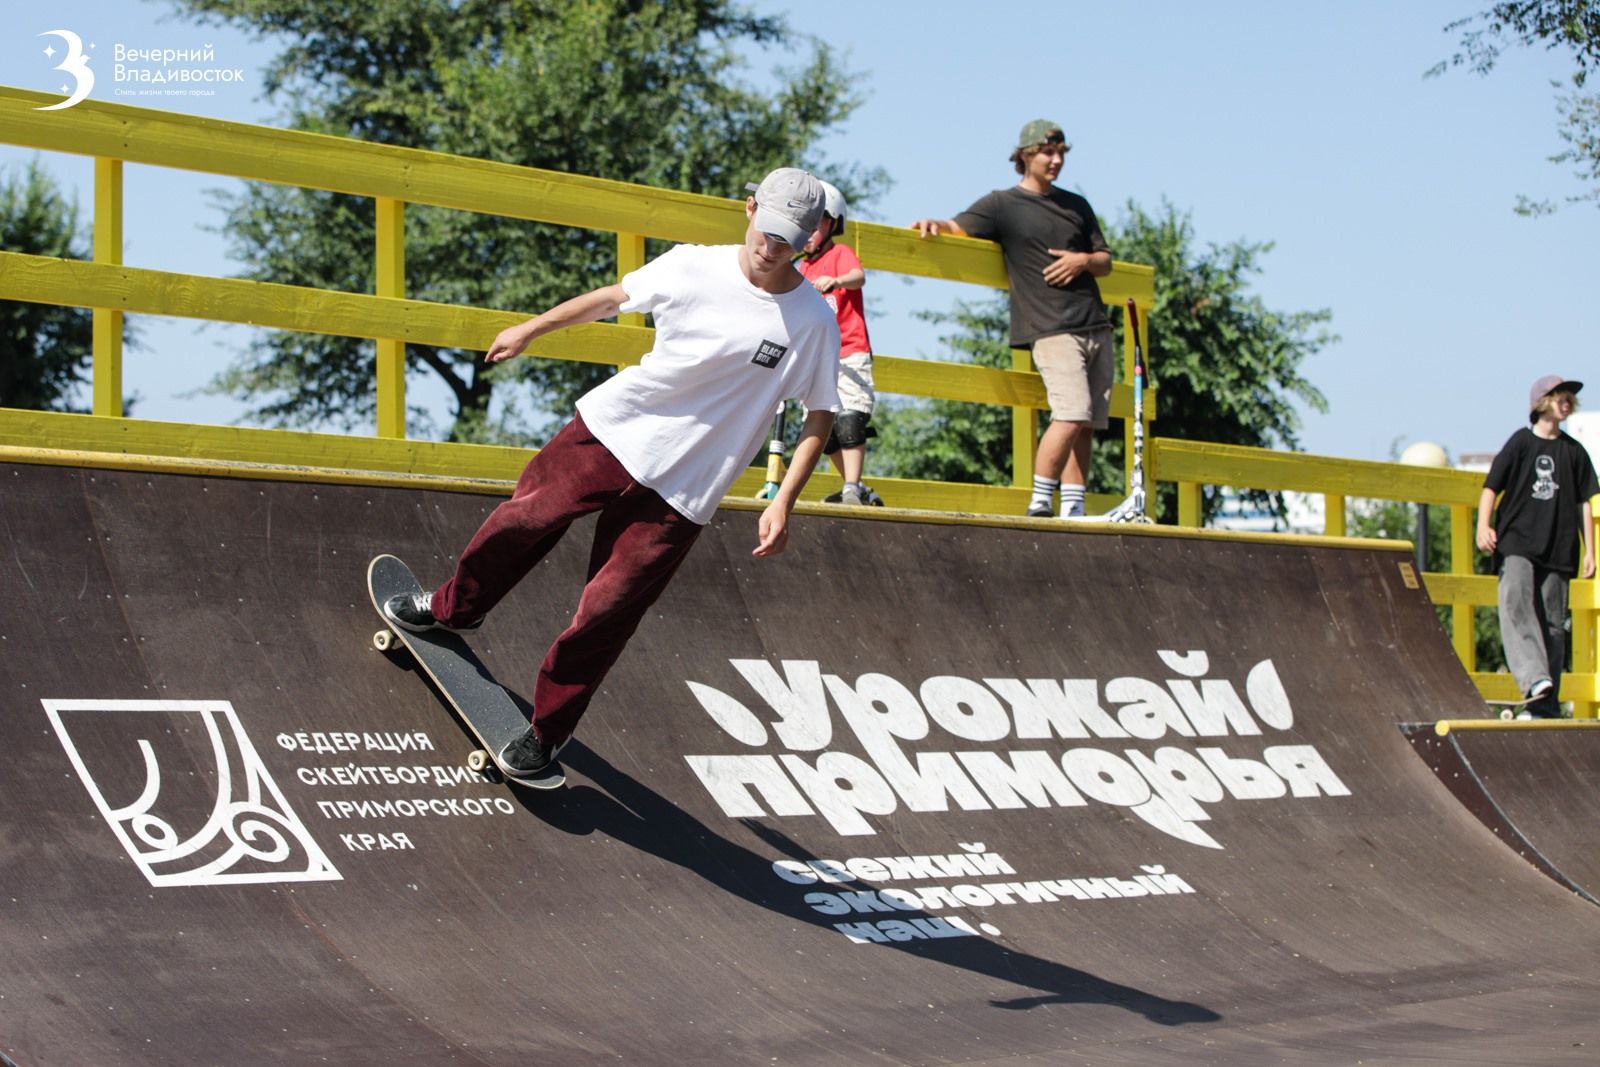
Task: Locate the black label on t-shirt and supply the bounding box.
[751,339,787,369]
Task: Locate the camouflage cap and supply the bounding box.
[1016,118,1069,150]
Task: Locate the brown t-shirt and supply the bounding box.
[953,185,1112,347]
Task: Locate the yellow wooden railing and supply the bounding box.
[0,85,1153,515]
[0,86,1579,711]
[1154,438,1599,717]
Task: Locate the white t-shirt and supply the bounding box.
[575,244,842,524]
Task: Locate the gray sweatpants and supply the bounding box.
[1498,555,1569,704]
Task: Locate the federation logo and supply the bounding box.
[36,29,95,110]
[43,698,341,887]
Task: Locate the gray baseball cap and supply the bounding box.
[1529,374,1583,422]
[744,168,825,247]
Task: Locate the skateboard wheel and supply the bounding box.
[1499,708,1514,721]
[373,629,396,652]
[468,750,489,773]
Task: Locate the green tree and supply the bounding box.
[168,0,883,441]
[1431,1,1600,213]
[873,200,1333,522]
[0,161,97,412]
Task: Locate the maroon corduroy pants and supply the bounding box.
[429,412,702,745]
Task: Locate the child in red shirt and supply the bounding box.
[797,181,878,505]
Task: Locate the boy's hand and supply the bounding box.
[1476,526,1497,554]
[809,275,838,293]
[486,323,534,364]
[1585,549,1596,579]
[752,501,791,557]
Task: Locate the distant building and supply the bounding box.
[1208,489,1325,534]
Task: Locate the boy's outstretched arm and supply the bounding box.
[753,409,835,558]
[486,284,629,363]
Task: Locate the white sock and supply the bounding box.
[1030,475,1059,511]
[1060,484,1086,518]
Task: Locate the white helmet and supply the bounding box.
[818,180,847,236]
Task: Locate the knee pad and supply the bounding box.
[832,410,871,450]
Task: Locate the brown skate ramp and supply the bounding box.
[1406,722,1600,905]
[4,458,1600,1065]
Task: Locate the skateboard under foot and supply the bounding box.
[366,554,564,788]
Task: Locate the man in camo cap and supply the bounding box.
[912,120,1114,519]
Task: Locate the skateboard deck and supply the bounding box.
[366,554,557,786]
[1488,694,1540,721]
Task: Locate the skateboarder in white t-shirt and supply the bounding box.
[383,168,841,787]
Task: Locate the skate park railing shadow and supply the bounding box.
[0,84,1586,714]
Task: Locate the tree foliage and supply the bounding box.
[0,161,96,412]
[1431,1,1600,213]
[872,200,1333,523]
[168,0,885,440]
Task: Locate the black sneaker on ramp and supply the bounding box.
[499,729,569,789]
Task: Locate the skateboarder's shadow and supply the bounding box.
[517,740,1220,1026]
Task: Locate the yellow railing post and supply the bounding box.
[1177,482,1201,527]
[374,197,406,439]
[92,157,123,417]
[1572,597,1595,718]
[616,232,646,372]
[1449,505,1476,669]
[1010,346,1037,492]
[1573,508,1598,718]
[1324,494,1345,537]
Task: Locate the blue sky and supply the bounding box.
[4,1,1596,463]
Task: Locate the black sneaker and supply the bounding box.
[1525,679,1561,718]
[383,592,483,634]
[1026,503,1053,518]
[498,727,569,789]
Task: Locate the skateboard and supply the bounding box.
[1488,695,1538,721]
[366,554,561,787]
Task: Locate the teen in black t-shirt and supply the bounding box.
[1477,376,1598,716]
